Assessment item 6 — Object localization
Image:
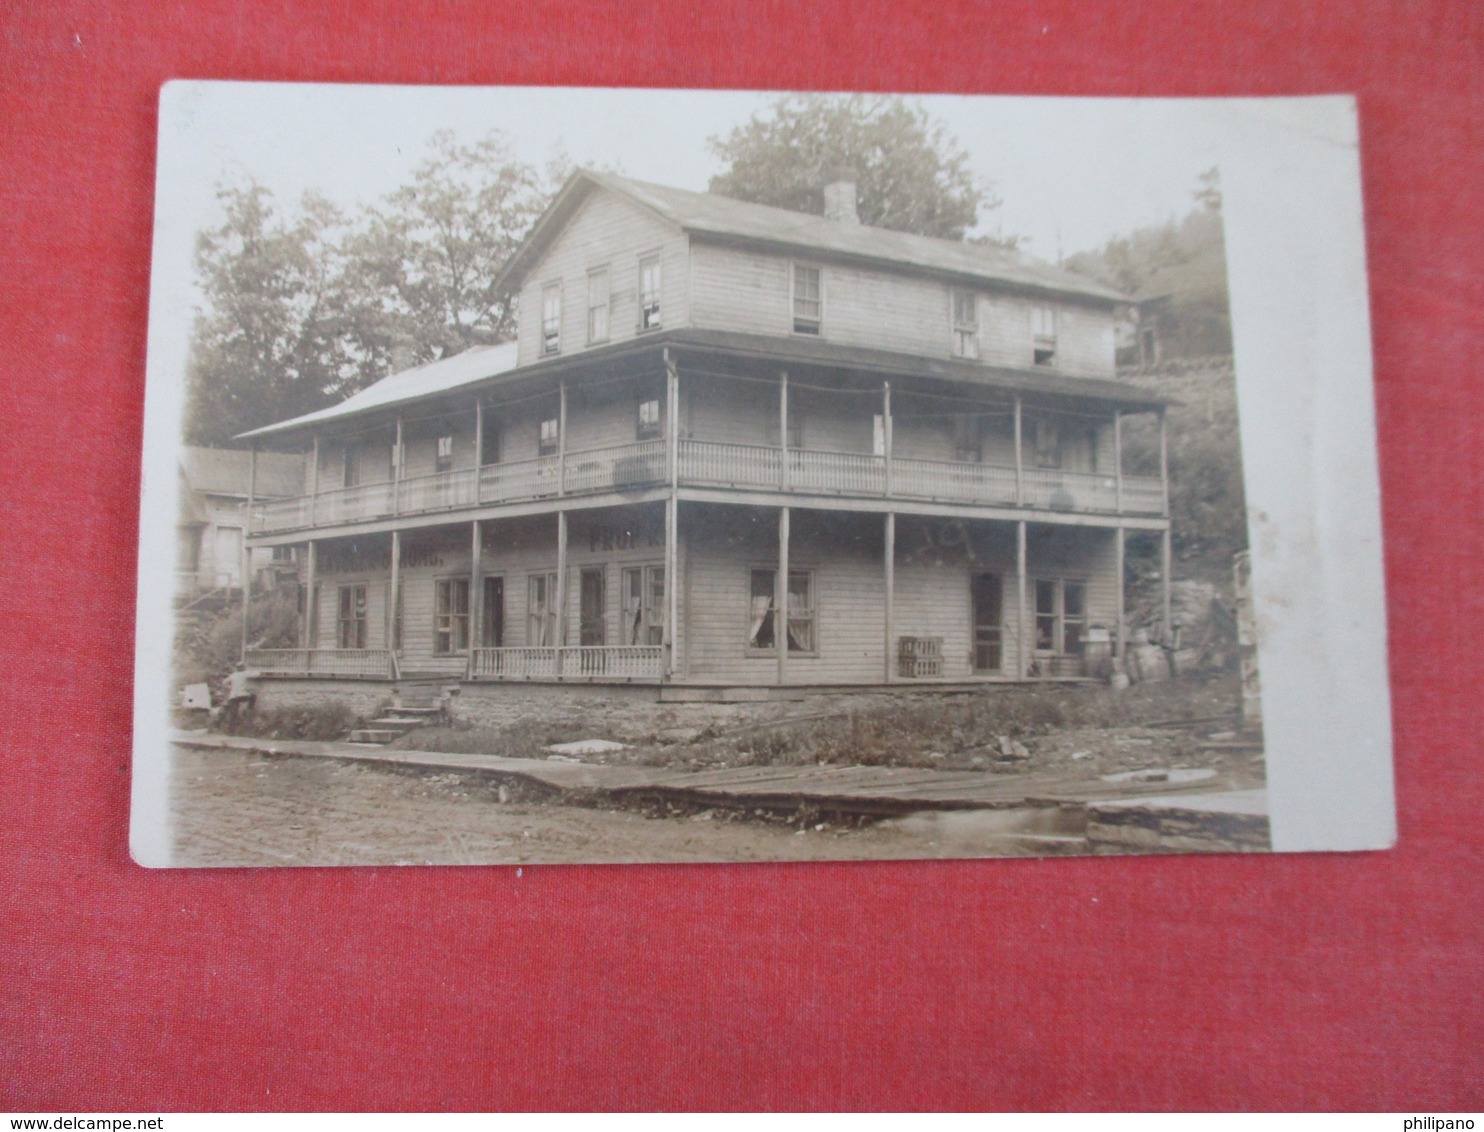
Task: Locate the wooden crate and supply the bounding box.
[897,636,944,679]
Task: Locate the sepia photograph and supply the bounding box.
[132,84,1390,866]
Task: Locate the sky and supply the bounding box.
[159,82,1228,263]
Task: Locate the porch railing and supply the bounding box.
[245,648,396,678]
[467,645,664,682]
[250,439,1166,534]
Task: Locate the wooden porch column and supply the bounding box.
[240,445,257,663]
[1114,410,1124,513]
[555,509,568,656]
[393,417,404,515]
[302,539,317,649]
[1016,519,1028,679]
[779,370,790,491]
[388,529,401,658]
[776,506,790,686]
[1115,525,1127,665]
[1158,407,1170,517]
[309,434,320,526]
[882,381,893,498]
[1013,394,1024,506]
[883,511,896,683]
[1161,526,1174,646]
[469,520,482,663]
[473,399,484,504]
[557,379,568,497]
[1158,407,1173,642]
[665,349,680,680]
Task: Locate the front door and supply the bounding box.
[579,567,606,646]
[971,572,1003,672]
[482,575,504,647]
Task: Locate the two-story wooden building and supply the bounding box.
[238,171,1171,701]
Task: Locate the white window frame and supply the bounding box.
[746,567,817,655]
[435,433,454,474]
[336,583,368,650]
[1033,578,1087,655]
[1031,303,1057,366]
[433,575,471,655]
[952,289,980,359]
[791,263,823,336]
[621,564,666,646]
[587,265,610,344]
[538,416,560,457]
[541,281,562,355]
[638,254,662,331]
[637,397,662,440]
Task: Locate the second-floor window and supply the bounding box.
[539,416,560,456]
[637,397,662,440]
[541,282,562,355]
[435,434,454,473]
[587,266,610,344]
[792,264,822,335]
[639,255,662,330]
[341,447,359,489]
[1031,304,1057,366]
[480,419,501,466]
[953,290,980,359]
[1033,419,1061,469]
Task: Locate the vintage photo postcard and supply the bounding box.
[131,84,1394,866]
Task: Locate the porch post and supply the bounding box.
[240,445,257,663]
[1114,409,1124,513]
[557,379,567,497]
[393,416,404,515]
[302,539,317,651]
[309,434,319,526]
[469,519,482,670]
[555,509,568,673]
[1014,394,1024,506]
[1115,525,1126,665]
[884,511,896,683]
[1161,526,1174,646]
[779,370,790,491]
[1016,519,1028,679]
[1158,407,1170,517]
[776,506,790,686]
[665,349,680,681]
[473,399,484,504]
[389,529,401,660]
[1159,407,1173,643]
[882,381,893,498]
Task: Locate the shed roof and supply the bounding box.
[238,342,519,441]
[180,446,304,498]
[496,171,1127,304]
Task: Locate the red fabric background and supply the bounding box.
[2,0,1480,1112]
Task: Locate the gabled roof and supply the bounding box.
[180,446,304,498]
[238,342,519,441]
[495,170,1126,304]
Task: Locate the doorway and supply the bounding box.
[481,576,504,647]
[971,572,1003,673]
[579,567,606,646]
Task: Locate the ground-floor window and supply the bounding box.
[528,572,560,646]
[621,565,665,645]
[747,568,815,653]
[434,576,471,654]
[1034,578,1087,654]
[337,583,368,649]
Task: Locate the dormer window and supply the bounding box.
[792,264,822,335]
[952,290,980,359]
[639,255,662,330]
[587,266,610,344]
[541,282,562,355]
[1031,304,1057,366]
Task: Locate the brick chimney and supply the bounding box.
[822,171,860,225]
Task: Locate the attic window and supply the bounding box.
[639,256,662,331]
[792,264,822,335]
[541,282,562,355]
[1031,304,1057,366]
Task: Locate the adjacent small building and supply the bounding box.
[177,446,302,596]
[236,171,1173,698]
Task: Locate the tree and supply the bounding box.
[708,95,997,241]
[184,184,360,444]
[342,130,557,367]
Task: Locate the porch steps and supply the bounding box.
[345,689,451,747]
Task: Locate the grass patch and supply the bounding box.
[217,703,362,742]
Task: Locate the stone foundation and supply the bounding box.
[248,677,395,720]
[450,680,662,728]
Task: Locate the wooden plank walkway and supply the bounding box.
[174,732,1251,817]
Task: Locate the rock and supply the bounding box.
[1070,751,1092,761]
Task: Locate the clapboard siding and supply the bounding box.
[690,240,1117,377]
[517,193,688,368]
